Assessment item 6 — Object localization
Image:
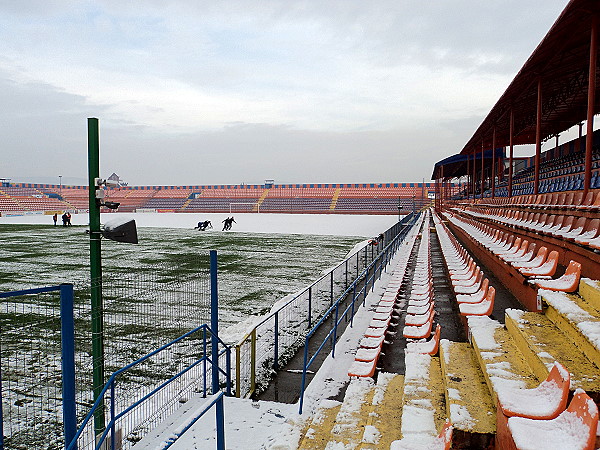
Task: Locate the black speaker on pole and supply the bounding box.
[101,218,138,244]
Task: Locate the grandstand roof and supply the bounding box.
[460,0,600,156]
[432,149,503,180]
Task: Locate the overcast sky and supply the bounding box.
[1,1,571,186]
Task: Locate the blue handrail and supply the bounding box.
[67,323,231,450]
[162,392,225,450]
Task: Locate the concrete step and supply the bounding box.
[579,277,600,310]
[399,354,447,441]
[297,400,342,450]
[298,377,376,449]
[505,309,600,397]
[439,340,496,446]
[540,289,600,370]
[467,315,539,405]
[359,373,404,450]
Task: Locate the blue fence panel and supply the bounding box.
[0,284,76,449]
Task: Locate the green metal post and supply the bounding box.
[88,118,105,436]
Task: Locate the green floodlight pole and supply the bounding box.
[88,117,106,436]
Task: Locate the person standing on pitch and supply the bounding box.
[228,216,236,230]
[53,213,58,226]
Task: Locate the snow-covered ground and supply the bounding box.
[133,229,418,449]
[0,212,400,237]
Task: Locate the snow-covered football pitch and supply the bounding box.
[1,212,397,325]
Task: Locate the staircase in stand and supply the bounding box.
[329,188,342,211]
[254,189,270,212]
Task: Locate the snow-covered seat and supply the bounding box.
[574,218,600,244]
[405,307,435,327]
[456,278,489,304]
[453,271,484,294]
[348,358,378,378]
[497,361,570,419]
[495,237,522,258]
[530,260,581,292]
[507,389,598,450]
[459,287,495,316]
[554,216,586,240]
[519,251,559,277]
[511,246,548,269]
[405,324,441,355]
[451,266,481,288]
[403,316,434,339]
[503,242,536,263]
[407,300,433,316]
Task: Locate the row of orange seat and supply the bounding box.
[348,212,442,378]
[460,207,600,251]
[475,190,600,211]
[433,212,496,316]
[347,223,417,378]
[401,216,439,341]
[446,213,583,292]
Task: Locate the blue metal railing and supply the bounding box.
[67,323,231,450]
[234,213,416,398]
[298,214,418,413]
[162,392,225,450]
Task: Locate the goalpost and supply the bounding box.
[229,202,260,213]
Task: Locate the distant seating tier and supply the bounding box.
[0,183,433,215]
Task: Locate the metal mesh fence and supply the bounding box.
[0,290,64,449]
[73,326,214,450]
[101,261,211,376]
[234,241,384,398]
[0,254,212,449]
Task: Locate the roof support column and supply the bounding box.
[491,127,496,198]
[440,166,444,211]
[534,78,542,196]
[466,153,470,199]
[509,109,514,198]
[472,154,476,201]
[480,141,485,199]
[585,15,597,196]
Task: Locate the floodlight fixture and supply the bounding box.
[101,201,120,210]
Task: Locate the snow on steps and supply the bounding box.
[467,315,539,406]
[439,339,496,441]
[399,353,446,442]
[298,373,405,449]
[540,285,600,369]
[360,373,404,450]
[298,377,376,449]
[505,308,600,398]
[579,277,600,310]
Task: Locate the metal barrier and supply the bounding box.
[0,284,76,449]
[162,392,225,450]
[298,214,418,413]
[234,213,415,398]
[67,324,231,450]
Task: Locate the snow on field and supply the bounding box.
[0,212,400,237]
